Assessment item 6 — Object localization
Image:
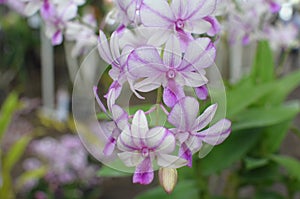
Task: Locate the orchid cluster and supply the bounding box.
[224,0,299,50]
[24,135,99,188]
[94,0,231,186]
[225,0,283,45]
[0,0,98,57]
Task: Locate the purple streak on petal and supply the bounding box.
[196,119,231,145]
[177,29,194,52]
[40,1,55,20]
[179,143,192,167]
[195,85,208,100]
[133,157,154,184]
[116,24,126,34]
[203,16,221,36]
[104,81,122,99]
[269,1,281,13]
[103,136,116,156]
[163,80,185,107]
[163,87,177,108]
[52,30,63,45]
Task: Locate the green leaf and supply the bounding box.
[226,82,274,118]
[0,92,20,140]
[134,180,198,199]
[201,130,261,175]
[16,166,47,190]
[240,163,280,185]
[244,157,269,170]
[3,135,32,172]
[261,120,292,154]
[97,166,131,177]
[232,101,300,131]
[266,69,300,105]
[251,40,274,83]
[270,155,300,181]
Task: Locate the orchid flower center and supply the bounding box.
[167,69,176,79]
[175,19,185,30]
[141,148,150,157]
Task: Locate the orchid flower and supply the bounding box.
[113,0,143,26]
[117,110,186,184]
[65,14,98,57]
[139,0,219,49]
[94,87,129,156]
[98,29,145,103]
[168,97,231,167]
[127,36,215,107]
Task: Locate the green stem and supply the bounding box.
[156,86,163,104]
[276,49,290,76]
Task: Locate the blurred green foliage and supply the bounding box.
[0,11,39,92]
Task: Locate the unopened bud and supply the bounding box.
[158,168,178,194]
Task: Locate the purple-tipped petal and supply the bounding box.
[163,87,178,108]
[133,157,154,184]
[163,81,185,108]
[242,34,250,45]
[269,1,281,13]
[52,30,63,45]
[103,137,116,156]
[203,16,221,36]
[195,85,208,100]
[179,143,193,167]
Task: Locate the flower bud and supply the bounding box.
[158,168,178,194]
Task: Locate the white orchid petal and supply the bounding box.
[193,104,218,131]
[131,110,149,147]
[197,119,231,145]
[146,128,175,154]
[118,151,143,167]
[98,30,114,65]
[168,97,199,131]
[157,154,187,168]
[140,0,174,27]
[163,36,182,68]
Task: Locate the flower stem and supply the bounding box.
[156,86,163,104]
